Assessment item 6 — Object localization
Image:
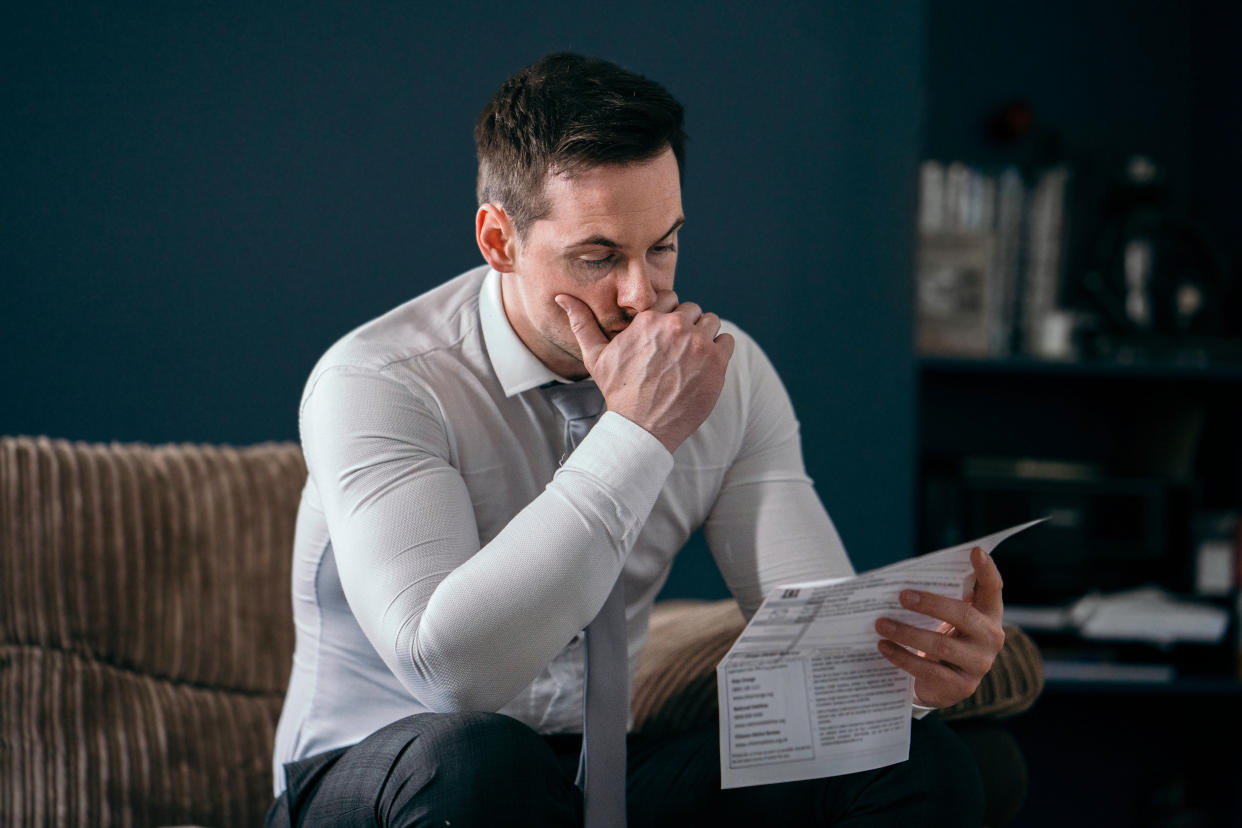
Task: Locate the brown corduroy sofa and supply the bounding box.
[0,436,1042,827]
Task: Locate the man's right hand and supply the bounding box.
[555,291,735,454]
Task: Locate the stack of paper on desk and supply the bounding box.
[717,519,1044,789]
[1005,588,1230,645]
[1070,587,1230,645]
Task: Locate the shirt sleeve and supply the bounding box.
[300,366,674,713]
[703,332,855,620]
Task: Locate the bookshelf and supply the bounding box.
[916,353,1242,637]
[914,7,1242,671]
[918,3,1242,823]
[917,350,1242,823]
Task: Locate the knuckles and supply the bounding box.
[963,609,1005,656]
[922,633,951,662]
[987,622,1006,653]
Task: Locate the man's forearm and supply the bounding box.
[307,367,673,712]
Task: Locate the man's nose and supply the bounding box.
[616,262,658,315]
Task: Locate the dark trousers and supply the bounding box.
[267,712,983,827]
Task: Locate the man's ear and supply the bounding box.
[476,203,519,272]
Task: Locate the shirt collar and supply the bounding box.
[480,268,575,397]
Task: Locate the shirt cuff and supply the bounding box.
[558,411,674,516]
[912,703,936,720]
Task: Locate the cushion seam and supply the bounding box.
[0,641,285,699]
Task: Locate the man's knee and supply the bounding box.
[908,716,985,825]
[375,712,580,827]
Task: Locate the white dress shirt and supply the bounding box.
[272,265,855,794]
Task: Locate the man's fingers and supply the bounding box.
[970,546,1005,619]
[673,301,703,322]
[643,297,731,351]
[651,289,679,314]
[894,590,1005,653]
[877,640,978,708]
[554,294,608,367]
[672,302,731,348]
[897,590,973,630]
[696,311,722,340]
[878,550,1007,710]
[875,617,995,678]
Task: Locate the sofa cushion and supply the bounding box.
[0,646,280,826]
[0,436,305,827]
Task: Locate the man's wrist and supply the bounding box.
[558,411,675,511]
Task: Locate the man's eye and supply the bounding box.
[651,244,677,255]
[580,254,617,269]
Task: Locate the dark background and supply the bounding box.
[2,2,924,577]
[4,1,1238,583]
[6,4,1242,826]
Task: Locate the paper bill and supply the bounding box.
[717,518,1044,788]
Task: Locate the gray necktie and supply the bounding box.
[542,380,627,828]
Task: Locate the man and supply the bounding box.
[269,52,1004,827]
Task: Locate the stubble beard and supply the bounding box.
[544,308,635,380]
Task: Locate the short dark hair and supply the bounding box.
[474,52,686,237]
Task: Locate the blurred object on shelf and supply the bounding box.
[915,229,994,357]
[1022,165,1072,358]
[1005,585,1231,648]
[963,456,1102,483]
[1029,309,1076,360]
[1069,587,1229,646]
[1079,154,1233,358]
[985,99,1035,146]
[981,98,1067,177]
[916,159,1074,359]
[1193,511,1239,598]
[917,162,1004,357]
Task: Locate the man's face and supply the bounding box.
[500,147,683,378]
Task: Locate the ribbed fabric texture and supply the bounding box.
[0,436,305,828]
[631,600,749,735]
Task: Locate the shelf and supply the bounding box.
[1042,672,1242,697]
[919,355,1242,382]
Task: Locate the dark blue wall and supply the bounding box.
[2,3,925,582]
